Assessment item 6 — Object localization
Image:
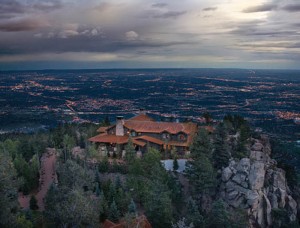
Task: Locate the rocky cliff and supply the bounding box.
[220,135,298,227]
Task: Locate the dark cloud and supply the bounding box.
[232,27,297,37]
[292,23,300,27]
[155,11,186,19]
[237,41,295,49]
[288,42,300,48]
[229,19,300,38]
[0,18,48,32]
[32,0,63,12]
[152,3,168,8]
[0,33,194,55]
[282,4,300,12]
[0,0,62,19]
[243,3,278,13]
[202,7,217,11]
[0,0,25,14]
[0,0,26,19]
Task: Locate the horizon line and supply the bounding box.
[1,67,300,72]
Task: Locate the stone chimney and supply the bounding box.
[116,116,124,136]
[139,108,146,115]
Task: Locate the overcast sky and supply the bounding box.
[0,0,300,70]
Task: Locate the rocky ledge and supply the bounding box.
[220,135,297,227]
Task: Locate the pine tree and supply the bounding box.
[29,195,39,210]
[62,134,75,161]
[128,198,137,215]
[99,191,108,222]
[125,137,136,163]
[186,128,217,196]
[142,147,161,172]
[0,149,20,227]
[115,175,122,189]
[108,183,116,204]
[209,199,230,228]
[45,187,99,227]
[3,139,19,160]
[173,156,179,171]
[144,180,173,228]
[115,188,130,214]
[189,128,213,160]
[213,124,231,170]
[95,169,100,183]
[99,156,109,173]
[186,197,204,227]
[95,182,101,197]
[108,200,120,223]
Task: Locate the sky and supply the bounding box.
[0,0,300,70]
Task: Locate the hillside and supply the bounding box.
[0,116,299,228]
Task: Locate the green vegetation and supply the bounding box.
[186,128,217,197]
[29,195,38,210]
[0,116,299,227]
[213,123,231,170]
[108,200,120,223]
[0,149,20,227]
[223,114,251,159]
[173,156,179,171]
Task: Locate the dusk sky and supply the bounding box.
[0,0,300,70]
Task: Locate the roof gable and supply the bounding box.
[97,126,109,133]
[129,114,155,122]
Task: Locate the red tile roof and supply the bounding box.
[97,126,109,133]
[89,135,129,144]
[88,134,146,147]
[132,139,147,147]
[103,219,118,228]
[124,120,197,135]
[129,114,155,122]
[102,215,152,228]
[135,135,164,145]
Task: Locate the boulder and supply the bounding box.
[227,189,239,200]
[220,136,298,227]
[246,190,259,207]
[250,150,267,162]
[272,169,287,190]
[237,158,250,174]
[269,192,279,208]
[222,167,233,182]
[286,195,297,221]
[249,161,265,190]
[263,192,272,226]
[251,142,264,151]
[232,173,248,188]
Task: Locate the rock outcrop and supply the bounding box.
[220,135,298,227]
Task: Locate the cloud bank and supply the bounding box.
[0,0,299,70]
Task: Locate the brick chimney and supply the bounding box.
[116,116,124,136]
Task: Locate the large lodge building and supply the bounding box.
[89,113,207,156]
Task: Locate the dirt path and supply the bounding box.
[18,148,57,211]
